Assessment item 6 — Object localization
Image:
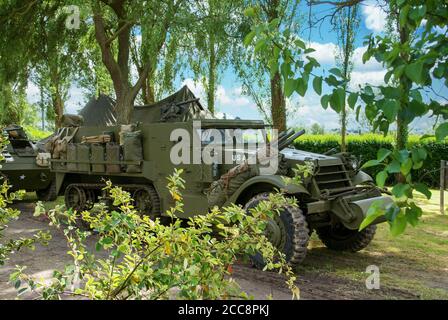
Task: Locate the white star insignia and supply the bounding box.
[19,174,26,180]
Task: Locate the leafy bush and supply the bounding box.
[0,135,51,266]
[293,134,448,187]
[23,126,52,141]
[11,169,299,300]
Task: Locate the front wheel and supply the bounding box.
[244,193,310,269]
[316,224,376,252]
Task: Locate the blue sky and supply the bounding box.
[26,1,446,133]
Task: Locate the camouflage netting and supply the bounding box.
[207,161,259,208]
[76,86,214,126]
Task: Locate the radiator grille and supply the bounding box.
[314,164,352,191]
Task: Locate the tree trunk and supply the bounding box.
[53,90,64,128]
[340,6,353,153]
[266,0,286,132]
[50,68,64,128]
[115,90,134,124]
[396,117,408,150]
[207,34,216,114]
[145,67,155,104]
[92,0,172,124]
[341,105,347,152]
[395,7,411,183]
[147,77,155,104]
[270,71,286,132]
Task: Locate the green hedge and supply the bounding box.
[293,134,448,187]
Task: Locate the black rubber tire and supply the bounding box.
[36,180,57,202]
[244,193,310,269]
[316,224,376,252]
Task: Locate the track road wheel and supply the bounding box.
[316,224,376,252]
[64,185,87,212]
[85,189,97,210]
[133,185,160,219]
[244,193,310,269]
[36,180,57,201]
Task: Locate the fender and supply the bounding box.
[352,170,374,185]
[224,175,309,206]
[55,172,66,195]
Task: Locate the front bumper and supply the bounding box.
[307,194,393,230]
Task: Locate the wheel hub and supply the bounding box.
[265,217,285,248]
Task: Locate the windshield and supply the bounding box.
[198,128,267,145]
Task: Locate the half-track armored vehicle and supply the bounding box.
[0,125,56,201]
[47,86,391,266]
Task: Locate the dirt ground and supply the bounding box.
[1,195,447,300]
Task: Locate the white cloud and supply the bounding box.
[181,78,256,113]
[306,41,386,90]
[352,46,383,71]
[215,111,235,120]
[349,70,386,90]
[181,78,206,100]
[308,41,338,65]
[307,42,384,73]
[217,86,252,108]
[287,93,341,130]
[362,2,387,33]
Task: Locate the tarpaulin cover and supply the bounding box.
[78,94,117,126]
[133,85,212,123]
[76,86,212,126]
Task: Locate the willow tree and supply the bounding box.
[0,1,82,128]
[76,25,115,99]
[33,8,81,128]
[0,82,27,126]
[300,0,448,234]
[182,0,244,114]
[332,4,359,152]
[240,0,300,131]
[129,2,186,104]
[90,0,186,123]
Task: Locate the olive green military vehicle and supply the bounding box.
[0,125,56,201]
[48,87,391,266]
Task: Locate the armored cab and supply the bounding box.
[0,125,56,201]
[49,86,392,267]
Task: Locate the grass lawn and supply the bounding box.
[301,189,448,299]
[21,189,448,299]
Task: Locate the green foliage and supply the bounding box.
[309,123,325,135]
[253,0,448,236]
[0,136,51,266]
[13,169,299,300]
[351,0,448,235]
[293,134,448,188]
[23,126,52,141]
[282,162,314,187]
[183,0,243,113]
[0,82,28,126]
[239,1,303,127]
